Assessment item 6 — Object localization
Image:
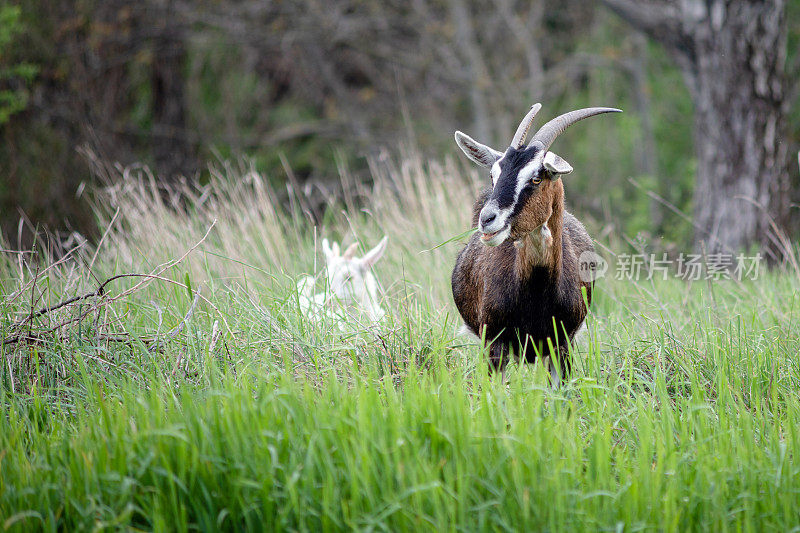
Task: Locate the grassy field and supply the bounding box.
[2,153,800,531]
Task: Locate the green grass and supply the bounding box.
[2,154,800,531]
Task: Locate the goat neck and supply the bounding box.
[514,179,564,280]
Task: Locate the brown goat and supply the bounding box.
[451,104,620,380]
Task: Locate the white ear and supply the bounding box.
[454,131,503,168]
[322,239,340,261]
[543,151,573,176]
[360,236,388,269]
[322,238,333,259]
[342,242,359,260]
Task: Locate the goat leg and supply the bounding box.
[488,342,510,376]
[544,345,572,388]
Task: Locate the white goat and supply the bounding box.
[297,236,388,325]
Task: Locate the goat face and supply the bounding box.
[455,104,620,247]
[478,144,570,247]
[321,236,388,321]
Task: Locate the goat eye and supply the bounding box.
[531,176,542,185]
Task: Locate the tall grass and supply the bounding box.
[2,149,800,531]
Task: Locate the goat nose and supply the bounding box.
[480,211,497,228]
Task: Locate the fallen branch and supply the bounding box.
[10,273,156,332]
[2,274,221,348]
[2,220,235,354]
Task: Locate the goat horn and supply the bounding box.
[510,103,542,148]
[529,107,622,152]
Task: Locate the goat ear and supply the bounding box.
[342,242,359,260]
[454,131,502,168]
[543,151,573,177]
[322,239,340,260]
[360,236,388,269]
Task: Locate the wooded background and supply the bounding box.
[1,0,799,258]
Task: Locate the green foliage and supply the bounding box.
[186,40,354,186]
[0,5,37,125]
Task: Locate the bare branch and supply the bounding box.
[600,0,694,67]
[493,0,544,99]
[448,0,491,141]
[601,0,680,37]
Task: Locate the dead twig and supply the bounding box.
[9,273,147,332]
[6,241,87,304]
[2,226,233,357]
[5,220,232,337]
[0,249,34,254]
[88,206,121,273]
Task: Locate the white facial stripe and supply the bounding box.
[517,160,537,184]
[515,155,543,197]
[483,152,542,236]
[491,160,501,185]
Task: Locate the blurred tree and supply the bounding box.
[0,0,194,245]
[603,0,794,257]
[149,0,191,178]
[0,5,37,125]
[3,0,796,256]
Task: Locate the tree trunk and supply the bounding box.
[602,0,789,256]
[150,0,193,179]
[630,33,661,229]
[689,1,788,255]
[449,0,492,142]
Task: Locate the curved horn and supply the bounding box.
[510,103,542,148]
[530,107,622,152]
